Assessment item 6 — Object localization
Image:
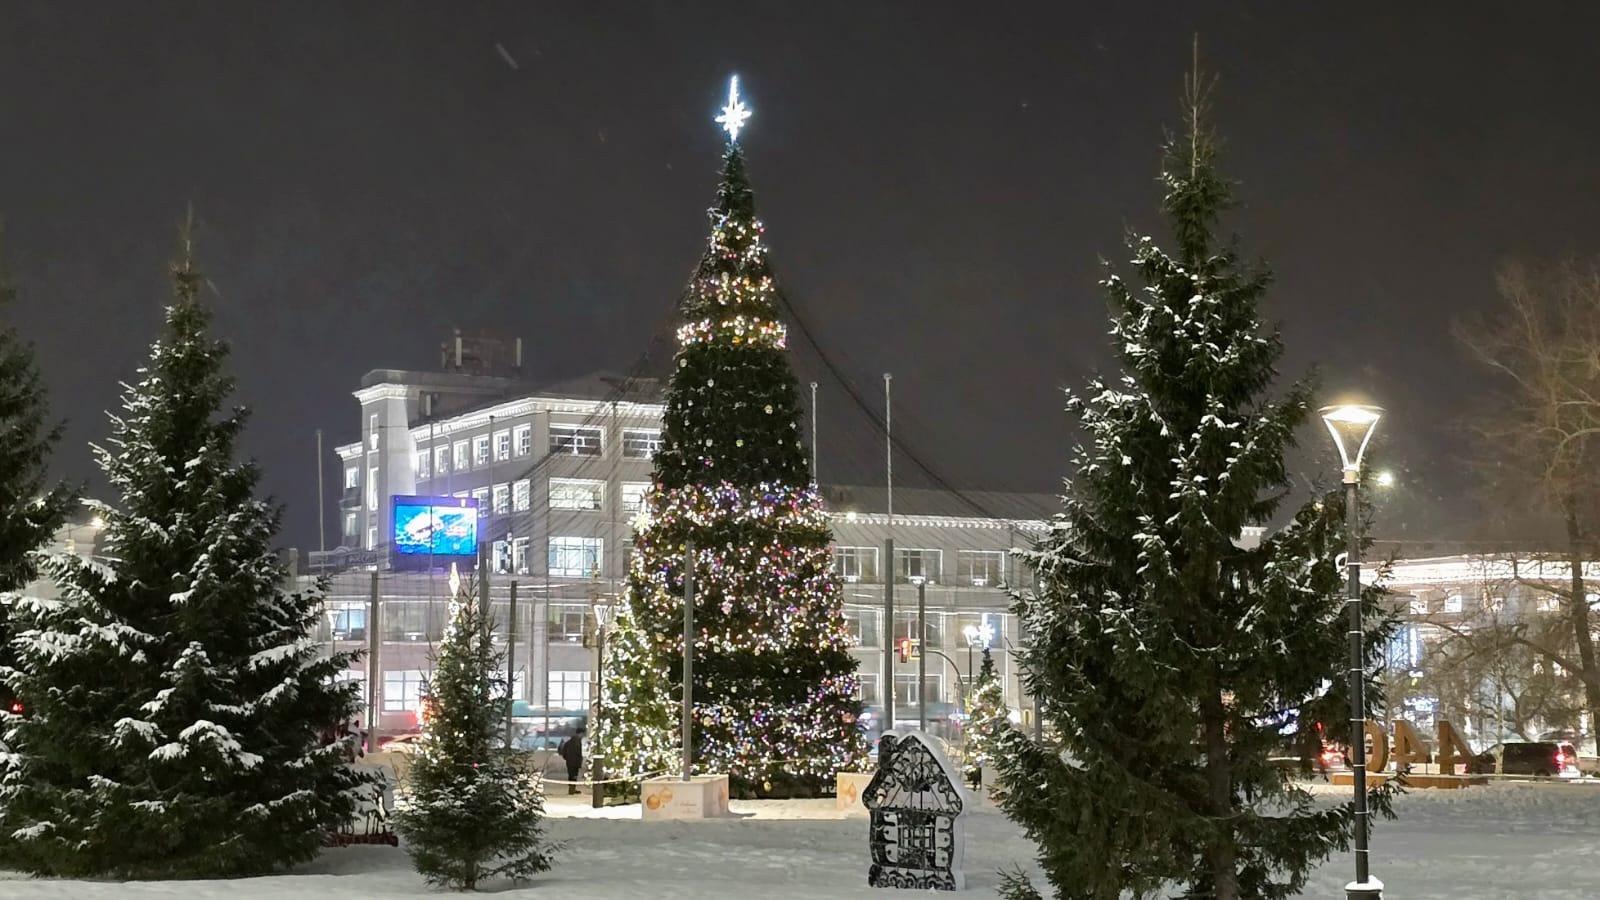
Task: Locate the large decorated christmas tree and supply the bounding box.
[594,78,865,798]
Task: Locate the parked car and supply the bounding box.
[1466,741,1581,777]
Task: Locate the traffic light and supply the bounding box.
[897,637,920,664]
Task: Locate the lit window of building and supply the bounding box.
[833,546,878,582]
[549,536,602,577]
[513,424,532,457]
[622,428,662,459]
[550,424,602,456]
[621,482,651,514]
[550,478,603,511]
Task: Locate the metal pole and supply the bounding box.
[883,538,895,733]
[682,542,696,781]
[884,374,893,523]
[810,381,819,486]
[366,572,380,741]
[882,373,895,736]
[478,543,491,627]
[315,429,326,570]
[917,580,927,733]
[506,581,517,749]
[592,619,605,809]
[1345,475,1379,900]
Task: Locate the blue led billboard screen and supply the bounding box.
[391,495,479,558]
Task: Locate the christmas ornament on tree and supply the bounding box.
[594,77,865,799]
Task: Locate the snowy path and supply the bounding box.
[3,784,1599,897]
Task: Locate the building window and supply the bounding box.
[366,526,377,550]
[550,424,603,456]
[549,536,602,577]
[327,603,366,641]
[550,478,604,511]
[548,671,591,711]
[548,604,588,642]
[957,550,1004,587]
[622,428,662,459]
[494,430,511,462]
[514,424,532,457]
[368,413,379,450]
[434,446,449,476]
[1443,594,1463,614]
[344,466,359,489]
[453,440,469,471]
[513,479,531,512]
[896,548,942,584]
[511,536,530,574]
[415,450,430,479]
[857,674,880,706]
[366,465,379,509]
[473,435,490,466]
[493,539,511,574]
[1409,596,1429,615]
[895,610,943,648]
[384,601,434,642]
[383,670,426,712]
[844,608,879,647]
[1538,593,1560,612]
[621,482,650,514]
[472,487,490,517]
[343,512,358,539]
[893,673,941,707]
[492,483,510,515]
[833,546,879,582]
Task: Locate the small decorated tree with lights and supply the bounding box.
[594,78,865,799]
[395,567,553,889]
[961,647,1008,784]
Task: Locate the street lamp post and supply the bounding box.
[1320,402,1384,900]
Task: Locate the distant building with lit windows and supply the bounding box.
[311,334,1057,737]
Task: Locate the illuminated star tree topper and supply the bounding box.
[715,74,752,142]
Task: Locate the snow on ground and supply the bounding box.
[3,783,1600,898]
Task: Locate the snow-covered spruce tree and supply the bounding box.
[0,226,368,878]
[995,75,1395,900]
[0,233,77,715]
[594,85,865,799]
[395,571,552,889]
[961,647,1008,782]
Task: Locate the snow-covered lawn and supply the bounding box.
[4,782,1599,898]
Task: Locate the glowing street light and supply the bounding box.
[1320,402,1384,900]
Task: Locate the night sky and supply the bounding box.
[3,2,1597,550]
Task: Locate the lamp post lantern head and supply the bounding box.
[1320,403,1382,484]
[962,623,994,650]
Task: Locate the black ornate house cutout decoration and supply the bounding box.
[863,730,970,891]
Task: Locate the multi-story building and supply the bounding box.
[311,337,1056,740]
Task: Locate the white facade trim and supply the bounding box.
[828,511,1048,532]
[400,395,666,443]
[353,383,413,404]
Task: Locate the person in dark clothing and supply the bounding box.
[558,727,585,795]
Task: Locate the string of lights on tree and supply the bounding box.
[591,77,866,798]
